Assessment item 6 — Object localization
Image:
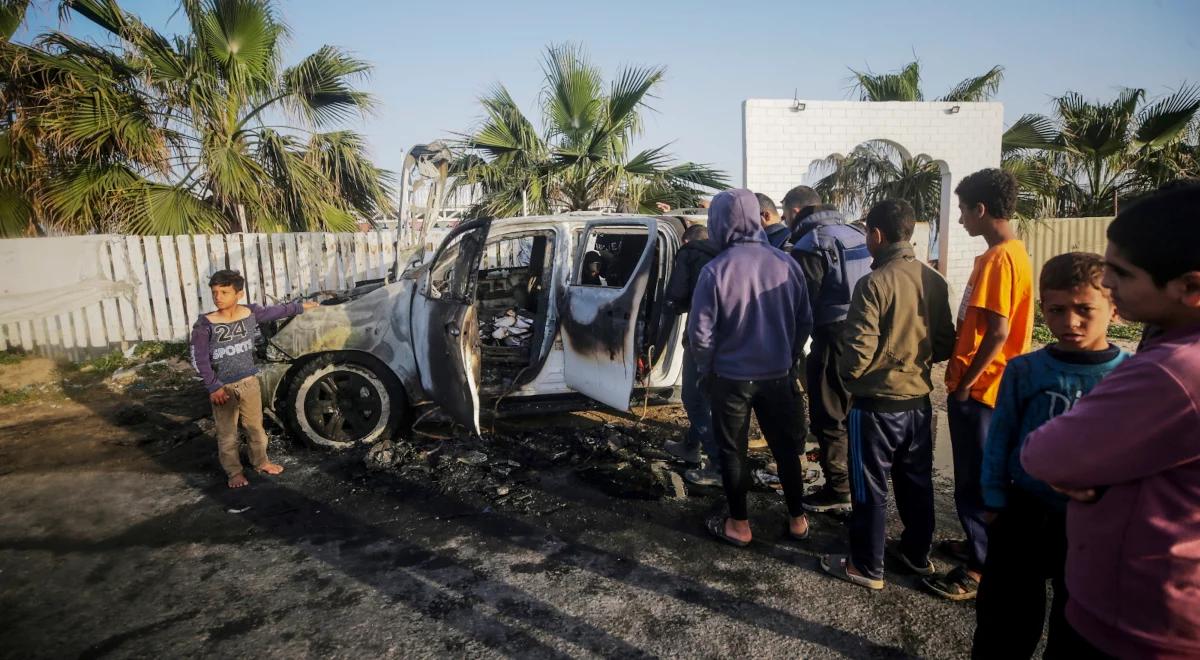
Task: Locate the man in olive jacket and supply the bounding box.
[821,199,956,590]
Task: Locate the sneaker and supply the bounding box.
[684,467,721,487]
[663,439,701,465]
[802,487,853,513]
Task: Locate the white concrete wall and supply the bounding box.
[743,99,1003,295]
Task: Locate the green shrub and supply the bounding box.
[133,341,189,361]
[65,350,129,376]
[0,387,35,406]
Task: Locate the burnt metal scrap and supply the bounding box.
[363,422,692,506]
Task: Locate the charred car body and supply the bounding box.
[257,213,695,449]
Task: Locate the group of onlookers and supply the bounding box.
[662,170,1200,658]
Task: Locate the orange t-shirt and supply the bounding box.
[945,239,1034,407]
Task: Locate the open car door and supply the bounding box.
[412,219,490,433]
[560,218,657,411]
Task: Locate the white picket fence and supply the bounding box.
[0,231,404,355]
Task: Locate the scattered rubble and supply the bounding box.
[359,419,796,513]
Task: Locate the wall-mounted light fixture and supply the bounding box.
[791,89,805,112]
[948,105,961,114]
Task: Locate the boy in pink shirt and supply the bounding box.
[1021,182,1200,659]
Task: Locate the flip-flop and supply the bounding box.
[705,515,750,548]
[784,518,810,541]
[923,566,979,601]
[820,554,884,590]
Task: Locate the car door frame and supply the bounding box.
[410,218,490,433]
[557,217,658,411]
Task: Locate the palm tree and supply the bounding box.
[999,113,1061,222]
[0,0,393,236]
[452,44,728,218]
[817,61,1005,224]
[813,142,942,222]
[850,60,1005,102]
[1040,86,1200,216]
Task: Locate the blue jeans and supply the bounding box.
[681,351,718,469]
[947,396,994,571]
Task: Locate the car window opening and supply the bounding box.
[477,230,555,393]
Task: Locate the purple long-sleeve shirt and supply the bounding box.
[687,189,812,380]
[190,302,304,393]
[1020,323,1200,659]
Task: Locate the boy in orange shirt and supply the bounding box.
[926,168,1034,600]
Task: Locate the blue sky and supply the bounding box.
[15,0,1200,185]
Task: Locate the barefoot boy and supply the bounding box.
[973,253,1129,658]
[1021,184,1200,658]
[190,270,316,488]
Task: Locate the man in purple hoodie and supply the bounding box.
[689,188,813,546]
[1021,183,1200,658]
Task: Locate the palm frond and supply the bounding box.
[1133,83,1200,150]
[541,43,603,147]
[849,60,923,102]
[280,45,373,127]
[1,0,30,40]
[120,181,226,234]
[1002,114,1059,155]
[940,65,1004,102]
[195,0,283,93]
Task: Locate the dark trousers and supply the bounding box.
[712,376,807,520]
[973,489,1069,659]
[947,396,993,571]
[680,351,718,469]
[1052,623,1116,660]
[807,323,851,494]
[846,405,935,580]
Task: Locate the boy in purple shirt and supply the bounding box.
[1021,183,1200,658]
[190,270,315,488]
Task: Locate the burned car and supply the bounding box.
[257,213,694,449]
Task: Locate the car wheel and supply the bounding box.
[285,355,405,450]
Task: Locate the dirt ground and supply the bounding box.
[0,358,980,659]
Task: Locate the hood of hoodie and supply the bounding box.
[708,188,767,250]
[789,207,846,242]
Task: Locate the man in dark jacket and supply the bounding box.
[820,199,955,590]
[787,191,872,514]
[757,193,790,249]
[663,224,721,485]
[689,188,813,546]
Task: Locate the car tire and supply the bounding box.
[284,355,405,451]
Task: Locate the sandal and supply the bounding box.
[889,545,937,576]
[922,565,979,601]
[705,515,750,548]
[784,518,810,541]
[820,554,883,590]
[935,539,971,563]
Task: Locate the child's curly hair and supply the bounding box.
[954,168,1018,219]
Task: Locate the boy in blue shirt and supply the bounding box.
[972,252,1129,658]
